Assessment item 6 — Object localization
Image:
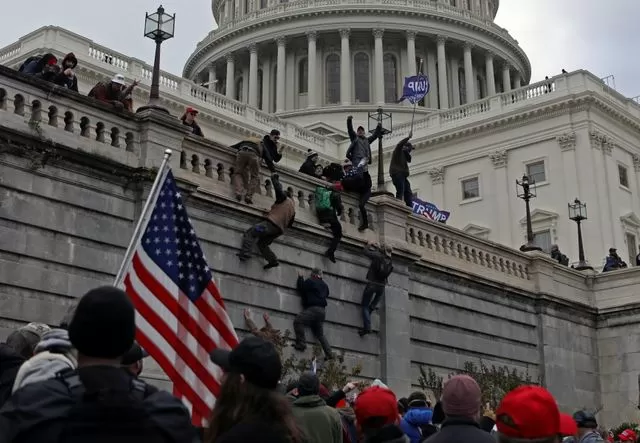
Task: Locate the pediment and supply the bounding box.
[519,209,559,225]
[620,212,640,229]
[462,223,491,235]
[306,122,350,142]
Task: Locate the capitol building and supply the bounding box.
[1,0,640,269]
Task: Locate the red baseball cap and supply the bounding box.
[619,429,637,442]
[355,387,398,428]
[496,386,571,439]
[559,412,578,436]
[186,107,198,115]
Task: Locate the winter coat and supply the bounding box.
[216,420,293,443]
[88,82,121,105]
[317,191,343,225]
[364,424,410,443]
[346,116,382,169]
[389,136,412,177]
[400,407,434,443]
[231,138,276,172]
[423,416,495,443]
[296,276,329,309]
[364,244,393,285]
[338,407,358,443]
[603,255,627,272]
[578,431,605,443]
[0,344,25,408]
[292,395,342,443]
[182,119,204,137]
[299,158,318,177]
[265,175,295,233]
[53,53,79,92]
[12,351,76,393]
[263,135,282,163]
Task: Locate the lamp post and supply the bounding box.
[516,174,542,252]
[368,107,393,195]
[568,198,593,270]
[138,5,175,114]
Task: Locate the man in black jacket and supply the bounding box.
[293,269,333,359]
[389,131,414,207]
[0,286,196,443]
[263,129,284,163]
[359,242,393,337]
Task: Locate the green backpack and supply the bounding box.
[315,187,332,211]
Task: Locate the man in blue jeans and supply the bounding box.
[359,242,393,337]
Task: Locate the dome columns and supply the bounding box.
[436,36,449,109]
[463,43,476,103]
[275,36,286,113]
[225,53,235,99]
[339,29,352,106]
[307,31,318,108]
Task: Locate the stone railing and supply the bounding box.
[0,68,140,155]
[0,42,21,63]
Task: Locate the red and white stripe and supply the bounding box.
[123,246,238,426]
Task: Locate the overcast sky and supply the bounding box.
[1,0,639,97]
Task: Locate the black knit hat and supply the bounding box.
[68,286,136,359]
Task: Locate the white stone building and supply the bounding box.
[1,0,640,269]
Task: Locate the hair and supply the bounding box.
[270,129,281,136]
[6,330,40,359]
[497,435,560,443]
[397,397,409,415]
[205,373,303,443]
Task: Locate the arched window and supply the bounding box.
[383,54,398,103]
[325,54,340,104]
[235,77,244,101]
[354,52,370,103]
[298,58,308,94]
[260,0,266,7]
[476,75,484,99]
[258,69,263,109]
[244,0,250,13]
[458,67,466,104]
[416,56,425,106]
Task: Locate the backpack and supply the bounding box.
[315,187,332,211]
[374,257,393,280]
[18,56,42,73]
[54,370,165,443]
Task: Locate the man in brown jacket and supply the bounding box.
[230,137,276,204]
[238,173,295,269]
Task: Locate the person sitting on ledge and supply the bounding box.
[263,129,284,163]
[53,53,79,92]
[88,74,138,111]
[550,245,569,266]
[181,107,204,137]
[19,53,60,83]
[299,150,320,177]
[602,247,627,272]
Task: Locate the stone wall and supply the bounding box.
[2,68,640,426]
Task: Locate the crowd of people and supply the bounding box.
[0,288,629,443]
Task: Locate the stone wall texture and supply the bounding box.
[1,67,640,427]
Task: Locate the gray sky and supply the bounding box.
[1,0,639,97]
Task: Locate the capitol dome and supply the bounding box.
[183,0,530,130]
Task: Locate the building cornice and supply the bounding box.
[184,4,530,80]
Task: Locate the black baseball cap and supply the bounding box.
[121,342,149,366]
[573,410,598,428]
[210,336,282,390]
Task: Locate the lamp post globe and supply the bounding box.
[568,198,593,271]
[138,5,176,114]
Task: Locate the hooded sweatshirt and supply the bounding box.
[292,395,342,443]
[401,407,434,443]
[54,53,79,91]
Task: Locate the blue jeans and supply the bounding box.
[391,173,413,207]
[361,283,385,331]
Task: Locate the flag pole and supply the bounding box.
[410,58,424,134]
[114,149,173,287]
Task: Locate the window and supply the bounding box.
[354,52,370,103]
[257,69,263,110]
[244,0,250,13]
[619,164,629,188]
[458,67,466,104]
[526,160,546,184]
[476,75,484,99]
[416,57,425,106]
[461,177,480,200]
[383,54,397,103]
[235,78,243,102]
[533,230,552,253]
[626,233,637,264]
[325,54,340,104]
[260,0,266,7]
[298,58,308,94]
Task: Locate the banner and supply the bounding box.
[398,74,430,104]
[412,198,450,224]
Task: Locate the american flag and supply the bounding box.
[121,168,238,426]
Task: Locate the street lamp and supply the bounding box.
[516,174,542,252]
[138,5,175,114]
[368,107,393,195]
[568,198,593,270]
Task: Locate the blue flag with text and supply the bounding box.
[398,74,430,104]
[412,198,450,223]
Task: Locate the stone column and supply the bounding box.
[207,65,216,91]
[275,36,286,112]
[248,43,259,107]
[489,150,511,245]
[426,49,438,108]
[406,31,417,75]
[485,52,496,96]
[514,72,522,89]
[225,53,235,99]
[373,28,385,105]
[307,31,318,108]
[261,58,271,112]
[463,43,475,103]
[451,57,460,107]
[436,36,449,109]
[502,62,512,92]
[340,28,351,106]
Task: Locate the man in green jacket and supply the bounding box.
[291,372,342,443]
